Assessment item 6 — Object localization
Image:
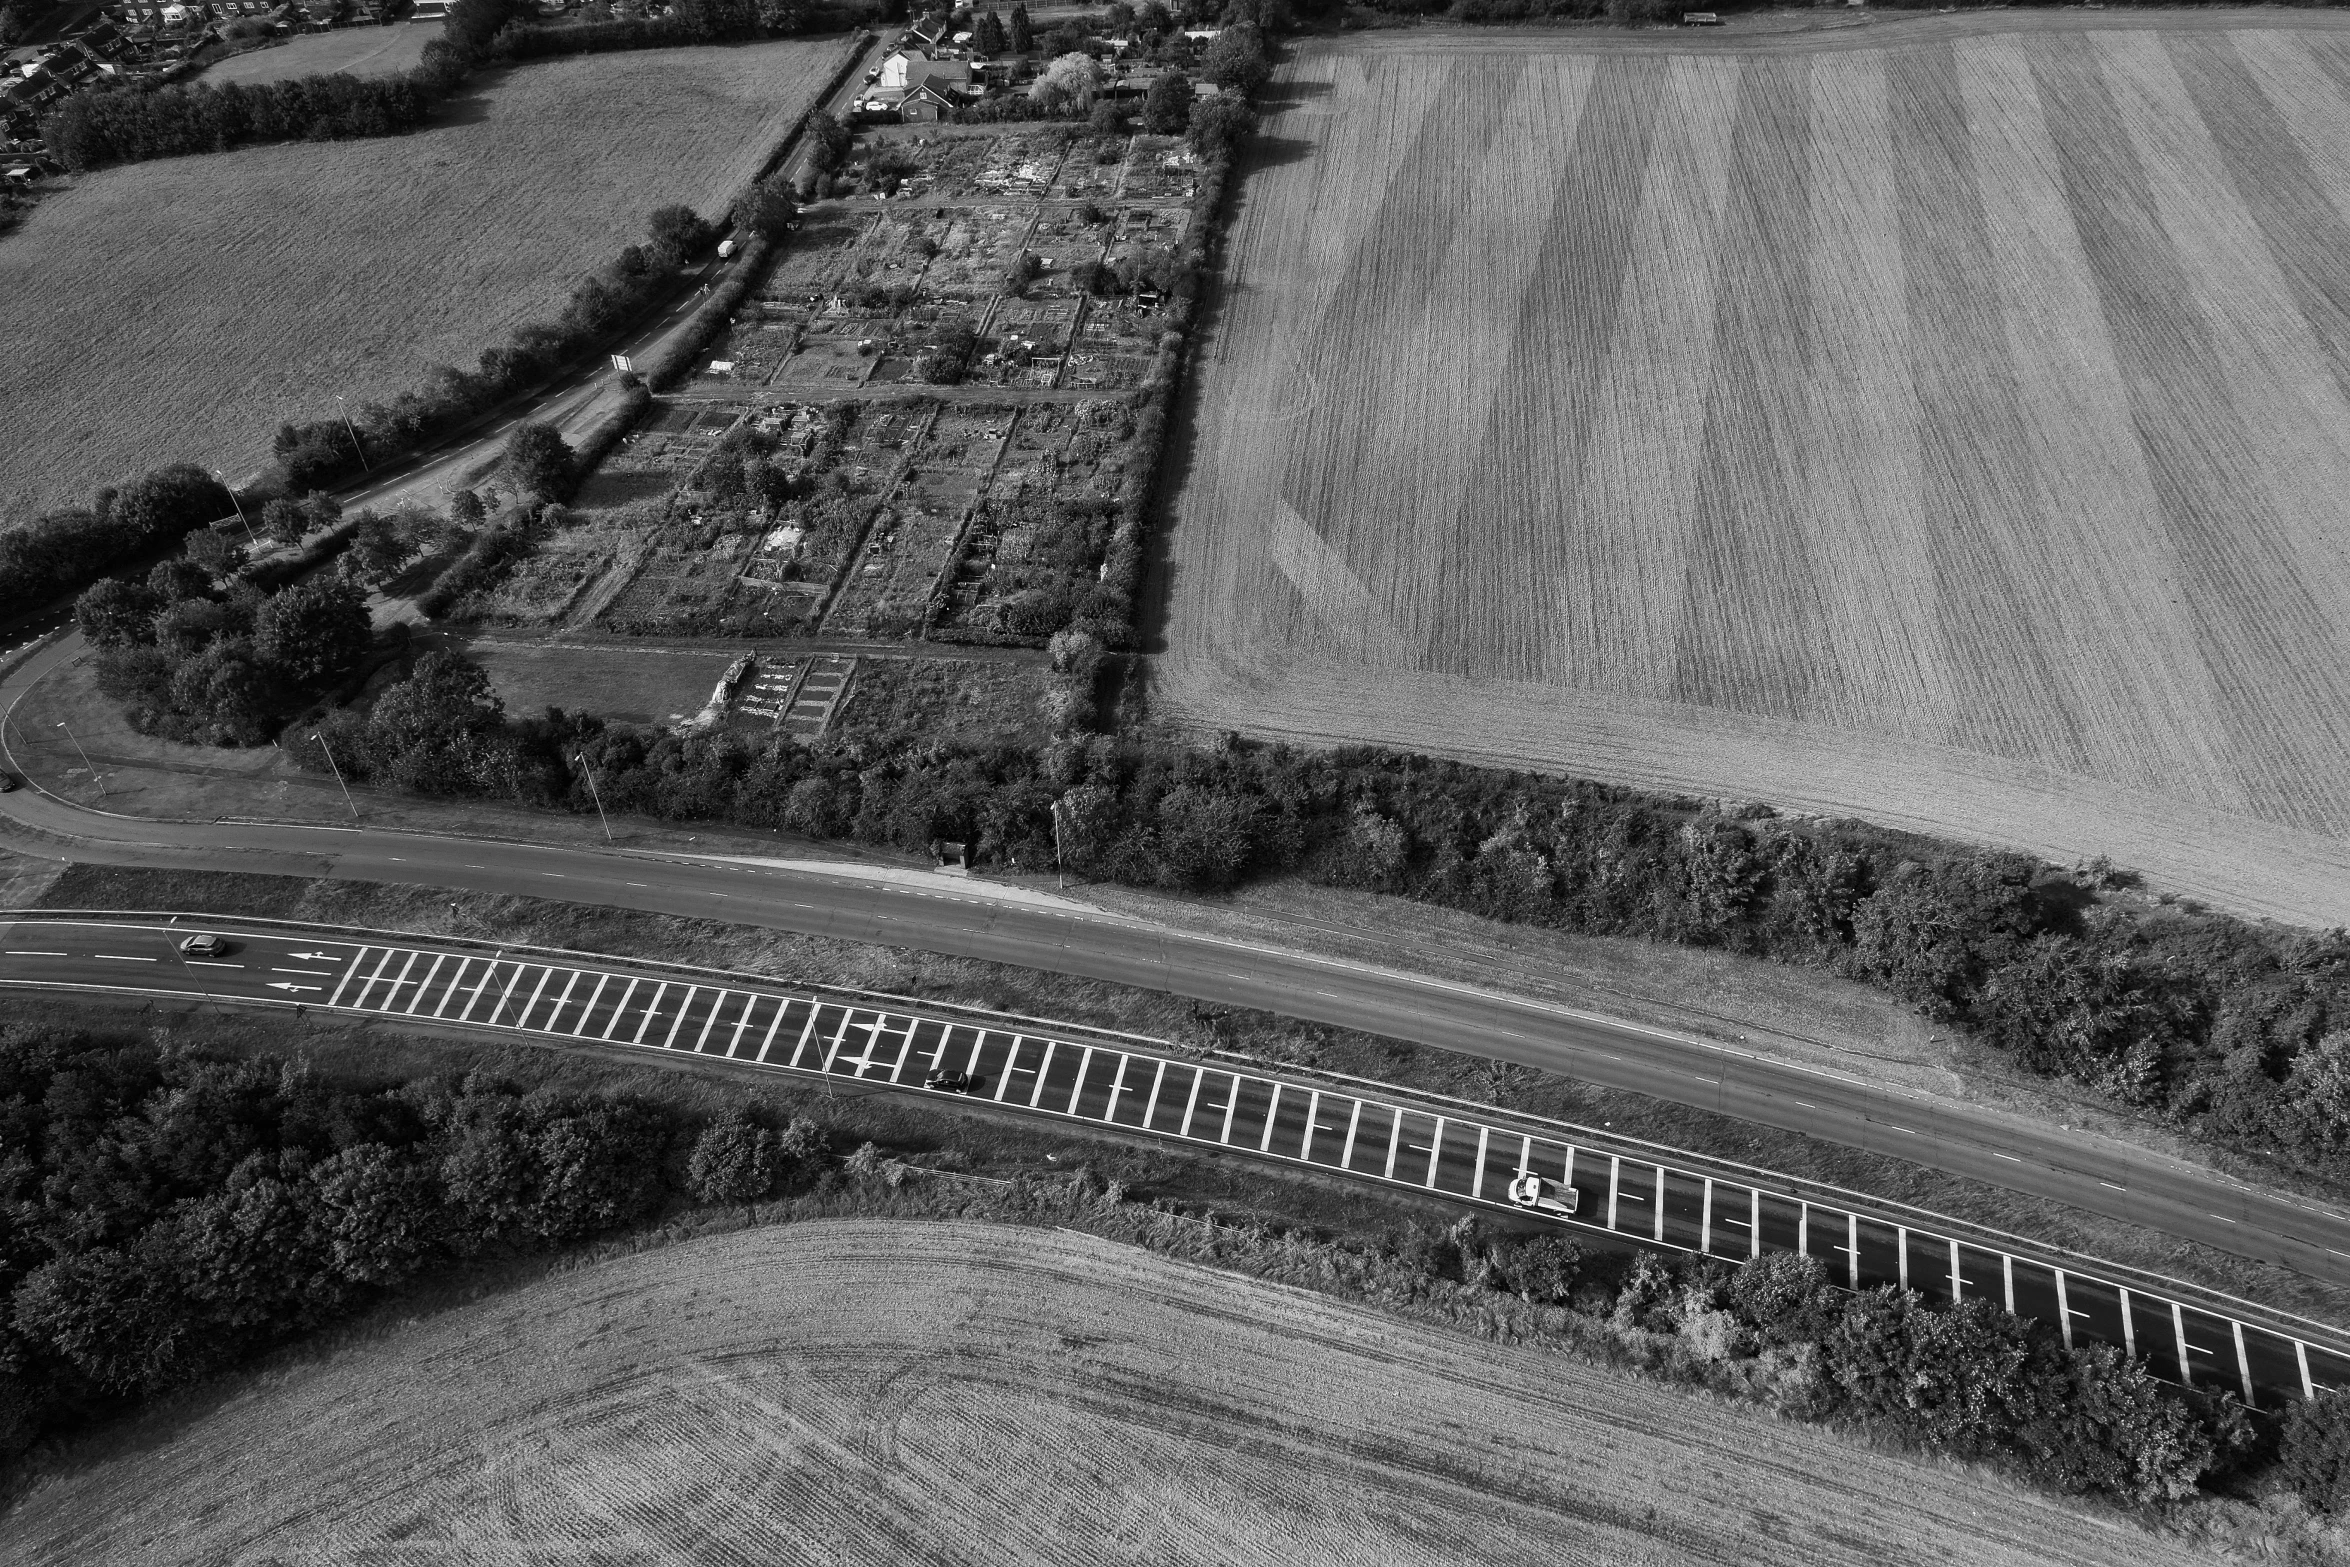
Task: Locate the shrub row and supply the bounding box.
[0,1026,833,1458]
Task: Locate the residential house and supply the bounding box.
[898,80,962,122]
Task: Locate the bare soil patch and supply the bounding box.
[0,1220,2215,1566]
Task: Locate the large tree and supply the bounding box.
[502,422,576,503]
[1143,68,1192,133]
[255,574,371,689]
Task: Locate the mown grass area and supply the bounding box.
[41,860,2350,1328]
[0,38,845,524]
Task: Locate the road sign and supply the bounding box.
[610,354,634,373]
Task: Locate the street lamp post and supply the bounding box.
[310,731,359,819]
[212,468,258,544]
[55,721,101,796]
[334,395,371,473]
[573,752,614,842]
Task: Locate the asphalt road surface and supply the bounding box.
[9,914,2344,1408]
[1,633,2347,1299]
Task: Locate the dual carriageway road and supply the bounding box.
[9,913,2347,1412]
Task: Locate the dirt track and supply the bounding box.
[4,1220,2212,1565]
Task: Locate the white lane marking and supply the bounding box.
[5,951,67,956]
[273,968,336,976]
[518,966,555,1029]
[95,954,157,962]
[2101,1181,2128,1191]
[626,882,649,888]
[542,967,582,1029]
[1993,1152,2023,1162]
[327,947,373,1008]
[187,960,243,968]
[602,977,642,1040]
[433,959,479,1021]
[663,986,701,1049]
[571,972,610,1034]
[404,953,448,1014]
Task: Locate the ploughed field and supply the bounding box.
[0,39,843,525]
[1163,18,2350,925]
[3,1220,2209,1566]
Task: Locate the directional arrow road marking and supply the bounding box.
[267,981,322,993]
[289,951,340,961]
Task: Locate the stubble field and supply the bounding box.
[1162,16,2350,925]
[0,38,845,525]
[1,1220,2213,1566]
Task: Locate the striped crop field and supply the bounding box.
[1162,18,2350,925]
[3,1221,2216,1565]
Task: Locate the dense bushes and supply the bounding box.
[80,546,373,744]
[1459,1240,2252,1506]
[303,647,2350,1184]
[0,464,233,623]
[0,1025,831,1457]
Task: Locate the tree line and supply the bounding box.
[37,0,870,173]
[1446,1230,2251,1506]
[12,1015,2350,1522]
[295,653,2350,1188]
[79,541,378,745]
[0,464,232,623]
[0,1025,833,1459]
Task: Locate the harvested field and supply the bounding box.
[0,38,846,525]
[1162,19,2350,926]
[199,20,437,84]
[1,1220,2213,1566]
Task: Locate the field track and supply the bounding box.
[1162,17,2350,926]
[0,39,844,526]
[1,1220,2213,1565]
